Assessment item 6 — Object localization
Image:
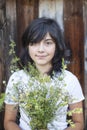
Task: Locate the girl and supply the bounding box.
[4,17,84,130]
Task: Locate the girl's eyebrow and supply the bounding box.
[44,38,53,41]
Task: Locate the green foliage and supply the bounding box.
[9,39,20,73]
[0,93,5,111]
[14,62,71,130]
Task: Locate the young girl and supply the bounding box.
[4,17,84,130]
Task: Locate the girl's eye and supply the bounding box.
[45,41,53,45]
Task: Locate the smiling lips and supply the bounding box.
[36,55,47,59]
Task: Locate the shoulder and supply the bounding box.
[8,70,29,83]
[11,70,26,76]
[64,70,78,80]
[55,70,82,91]
[6,70,30,90]
[54,70,78,82]
[54,70,84,103]
[63,70,81,88]
[64,70,84,103]
[64,70,82,93]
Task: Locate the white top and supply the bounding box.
[4,70,84,130]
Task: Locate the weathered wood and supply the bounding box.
[39,0,63,30]
[84,0,87,71]
[0,1,6,130]
[0,36,5,93]
[5,0,17,79]
[0,60,4,129]
[0,0,17,129]
[16,0,39,56]
[0,0,5,93]
[39,0,56,18]
[84,0,87,124]
[63,0,84,88]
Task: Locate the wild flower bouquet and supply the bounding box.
[12,60,71,130]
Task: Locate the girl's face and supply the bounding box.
[28,33,56,69]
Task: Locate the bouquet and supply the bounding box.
[12,61,70,130]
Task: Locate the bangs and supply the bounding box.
[29,24,48,45]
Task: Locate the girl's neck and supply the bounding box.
[35,64,52,75]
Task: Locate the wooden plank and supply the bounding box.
[0,32,5,93]
[39,0,63,30]
[0,1,6,130]
[39,0,56,18]
[84,0,87,71]
[16,0,39,56]
[84,0,87,123]
[0,31,5,130]
[0,1,17,127]
[55,0,63,30]
[63,0,84,88]
[5,0,17,78]
[6,0,17,40]
[0,0,5,93]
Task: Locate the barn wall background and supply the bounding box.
[84,0,87,128]
[0,0,86,130]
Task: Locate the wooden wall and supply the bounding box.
[0,1,6,129]
[16,0,39,55]
[63,0,84,88]
[0,0,84,130]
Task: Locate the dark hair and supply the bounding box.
[20,17,70,73]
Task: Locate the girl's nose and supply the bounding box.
[38,42,44,52]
